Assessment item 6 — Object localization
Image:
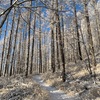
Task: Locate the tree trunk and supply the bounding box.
[73,0,82,60]
[10,13,20,76]
[30,12,36,74]
[91,0,100,49]
[4,9,15,76]
[38,9,42,73]
[83,0,96,67]
[0,17,9,76]
[25,1,32,77]
[56,0,66,82]
[51,0,55,73]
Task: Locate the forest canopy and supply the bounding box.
[0,0,100,82]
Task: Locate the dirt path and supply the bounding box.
[33,75,77,100]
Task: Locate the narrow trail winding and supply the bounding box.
[33,75,77,100]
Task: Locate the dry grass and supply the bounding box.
[73,69,88,79]
[67,91,76,97]
[46,78,62,87]
[95,97,100,100]
[41,62,100,99]
[0,75,49,100]
[0,88,9,95]
[95,63,100,74]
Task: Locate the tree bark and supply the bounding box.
[30,12,36,74]
[73,0,82,60]
[55,0,66,82]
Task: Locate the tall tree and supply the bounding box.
[55,0,66,82]
[0,17,9,76]
[10,12,20,76]
[83,0,96,73]
[73,0,82,60]
[25,1,32,77]
[51,0,55,73]
[91,0,100,49]
[38,8,43,73]
[30,12,36,74]
[4,9,16,76]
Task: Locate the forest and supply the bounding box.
[0,0,100,100]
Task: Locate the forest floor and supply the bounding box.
[0,62,100,100]
[33,75,77,100]
[41,62,100,100]
[0,74,49,100]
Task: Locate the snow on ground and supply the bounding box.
[41,62,100,100]
[33,75,77,100]
[0,75,49,100]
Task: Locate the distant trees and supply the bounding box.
[4,9,16,76]
[10,12,20,76]
[0,17,9,76]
